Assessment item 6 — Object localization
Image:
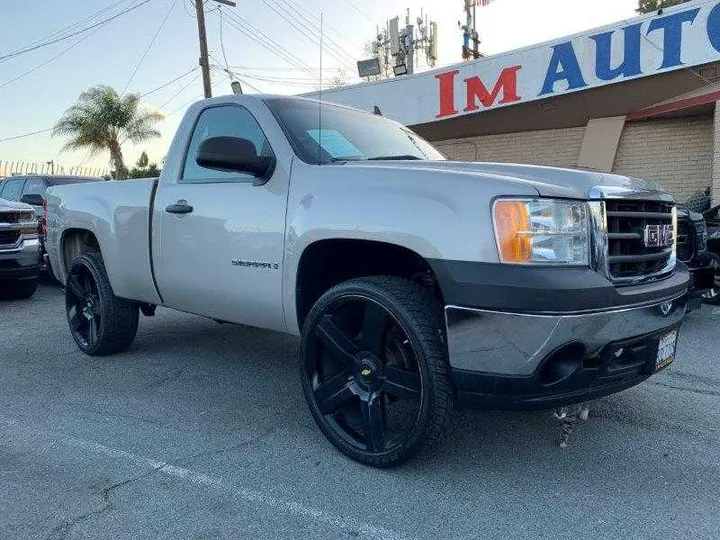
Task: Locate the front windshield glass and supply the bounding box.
[265,98,446,164]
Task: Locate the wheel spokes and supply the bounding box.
[360,392,386,451]
[87,316,98,345]
[67,275,88,302]
[68,305,82,331]
[315,372,356,414]
[360,302,389,355]
[316,315,358,366]
[384,366,421,401]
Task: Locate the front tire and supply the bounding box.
[65,252,139,355]
[300,276,454,468]
[697,251,720,304]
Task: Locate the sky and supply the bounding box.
[0,0,640,173]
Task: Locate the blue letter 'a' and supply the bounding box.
[591,23,643,81]
[540,41,588,95]
[647,8,700,69]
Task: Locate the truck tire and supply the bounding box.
[697,251,720,304]
[0,278,38,300]
[65,252,139,356]
[299,276,454,468]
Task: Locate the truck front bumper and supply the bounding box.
[446,294,687,410]
[0,237,41,280]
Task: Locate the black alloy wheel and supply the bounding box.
[65,252,139,356]
[300,276,454,468]
[66,264,102,349]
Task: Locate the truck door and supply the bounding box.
[153,104,288,332]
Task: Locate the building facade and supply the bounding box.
[312,0,720,204]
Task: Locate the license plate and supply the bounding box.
[656,330,677,372]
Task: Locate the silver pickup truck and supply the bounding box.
[46,95,689,467]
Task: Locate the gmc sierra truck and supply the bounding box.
[46,95,689,467]
[0,197,40,299]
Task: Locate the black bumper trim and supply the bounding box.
[0,264,41,280]
[427,259,690,313]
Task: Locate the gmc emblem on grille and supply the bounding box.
[644,224,674,248]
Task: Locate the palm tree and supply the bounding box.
[637,0,689,14]
[53,85,164,179]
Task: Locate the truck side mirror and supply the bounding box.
[20,193,44,206]
[196,136,275,180]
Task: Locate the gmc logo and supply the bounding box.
[644,224,674,248]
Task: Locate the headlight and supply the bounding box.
[493,198,589,265]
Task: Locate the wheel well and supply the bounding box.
[295,239,443,329]
[62,229,101,274]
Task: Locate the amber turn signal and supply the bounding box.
[493,200,532,263]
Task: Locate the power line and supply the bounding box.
[140,67,198,97]
[275,0,359,63]
[167,72,230,116]
[0,24,104,90]
[219,9,318,78]
[0,127,53,144]
[1,0,132,60]
[160,71,202,109]
[121,0,177,94]
[340,0,374,23]
[218,7,232,75]
[0,0,152,64]
[256,0,354,73]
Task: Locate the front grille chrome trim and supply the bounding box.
[589,189,677,286]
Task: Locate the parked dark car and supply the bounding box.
[676,206,720,304]
[0,175,102,275]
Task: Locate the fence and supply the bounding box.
[0,160,109,178]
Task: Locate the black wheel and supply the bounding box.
[65,252,139,355]
[697,252,720,304]
[0,278,38,300]
[300,276,454,468]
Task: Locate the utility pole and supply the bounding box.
[194,0,212,98]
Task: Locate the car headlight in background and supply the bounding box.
[493,198,589,265]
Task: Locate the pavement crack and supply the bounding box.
[46,467,165,540]
[173,427,277,465]
[142,368,186,390]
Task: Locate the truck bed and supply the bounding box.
[45,178,162,305]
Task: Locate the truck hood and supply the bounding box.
[339,161,670,200]
[0,197,34,212]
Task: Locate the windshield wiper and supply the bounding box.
[367,155,423,161]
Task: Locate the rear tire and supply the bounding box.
[300,276,454,468]
[65,252,139,355]
[697,252,720,305]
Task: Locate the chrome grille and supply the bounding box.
[605,200,675,281]
[0,211,22,224]
[0,230,20,245]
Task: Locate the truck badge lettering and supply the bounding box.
[644,224,673,248]
[231,259,279,270]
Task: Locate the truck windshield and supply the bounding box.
[265,98,445,165]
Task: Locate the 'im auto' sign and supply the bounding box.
[310,1,720,126]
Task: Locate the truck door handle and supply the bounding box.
[166,201,193,214]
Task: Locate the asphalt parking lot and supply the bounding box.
[1,283,719,540]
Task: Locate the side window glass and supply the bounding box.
[182,105,274,182]
[2,179,25,201]
[22,177,46,196]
